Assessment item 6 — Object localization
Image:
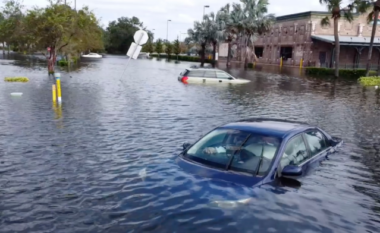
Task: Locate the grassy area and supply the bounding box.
[4,77,29,82]
[358,76,380,86]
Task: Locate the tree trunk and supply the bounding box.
[244,35,250,69]
[48,48,57,75]
[227,41,231,67]
[212,41,217,68]
[333,17,340,78]
[200,43,206,67]
[366,9,380,76]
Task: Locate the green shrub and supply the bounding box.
[358,76,380,86]
[305,67,377,78]
[58,60,69,67]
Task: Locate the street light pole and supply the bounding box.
[166,20,171,42]
[203,5,209,21]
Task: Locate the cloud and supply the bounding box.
[2,0,327,41]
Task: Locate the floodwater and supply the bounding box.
[0,53,379,233]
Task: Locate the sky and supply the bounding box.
[6,0,330,41]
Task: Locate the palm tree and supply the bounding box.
[319,0,368,78]
[240,0,275,68]
[187,20,209,67]
[365,0,380,76]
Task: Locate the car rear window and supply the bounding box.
[180,69,189,76]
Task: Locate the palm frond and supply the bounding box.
[320,16,331,26]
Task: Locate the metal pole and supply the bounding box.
[167,21,168,41]
[75,0,76,10]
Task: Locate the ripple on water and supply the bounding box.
[0,57,379,233]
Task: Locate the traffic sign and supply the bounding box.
[126,42,142,59]
[133,30,149,45]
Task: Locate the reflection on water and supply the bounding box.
[0,55,379,233]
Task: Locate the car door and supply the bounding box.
[203,70,217,82]
[278,133,310,178]
[302,129,331,174]
[216,71,234,83]
[186,70,205,83]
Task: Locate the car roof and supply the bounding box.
[220,118,314,139]
[186,66,224,71]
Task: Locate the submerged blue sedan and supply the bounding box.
[175,118,343,187]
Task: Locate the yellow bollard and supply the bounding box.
[52,84,56,102]
[300,58,303,69]
[55,73,62,103]
[280,57,283,68]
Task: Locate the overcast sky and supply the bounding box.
[9,0,330,41]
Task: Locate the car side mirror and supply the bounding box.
[281,165,302,177]
[228,77,233,80]
[183,142,191,150]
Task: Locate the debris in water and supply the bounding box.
[138,168,147,181]
[10,92,23,96]
[209,197,252,209]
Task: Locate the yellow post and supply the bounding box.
[55,73,62,103]
[280,57,283,68]
[52,84,56,102]
[300,58,303,69]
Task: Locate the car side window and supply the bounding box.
[203,71,216,78]
[188,71,205,77]
[280,135,309,168]
[216,72,231,79]
[304,130,329,157]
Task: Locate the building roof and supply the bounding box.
[220,118,312,139]
[311,35,380,46]
[276,11,329,21]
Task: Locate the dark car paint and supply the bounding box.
[176,118,343,187]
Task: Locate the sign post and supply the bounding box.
[126,30,149,60]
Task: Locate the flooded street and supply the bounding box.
[0,55,379,233]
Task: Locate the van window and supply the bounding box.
[204,71,216,78]
[187,70,205,77]
[216,72,232,79]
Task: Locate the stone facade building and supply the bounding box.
[219,10,380,68]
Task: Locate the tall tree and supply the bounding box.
[319,0,367,78]
[0,0,24,54]
[364,0,380,76]
[23,0,104,73]
[173,39,180,55]
[165,41,173,58]
[105,16,142,54]
[155,39,163,58]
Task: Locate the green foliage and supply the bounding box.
[173,39,180,55]
[58,59,69,66]
[4,76,29,82]
[155,39,163,54]
[142,40,154,53]
[104,16,142,54]
[358,76,380,86]
[165,41,173,56]
[305,67,377,78]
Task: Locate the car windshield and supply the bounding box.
[184,128,281,175]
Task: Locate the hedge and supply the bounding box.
[150,54,212,63]
[358,76,380,86]
[305,67,377,78]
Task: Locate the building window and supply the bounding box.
[255,47,264,57]
[280,46,293,59]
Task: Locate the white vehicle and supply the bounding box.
[178,67,250,84]
[81,53,102,59]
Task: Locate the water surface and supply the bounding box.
[0,55,379,233]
